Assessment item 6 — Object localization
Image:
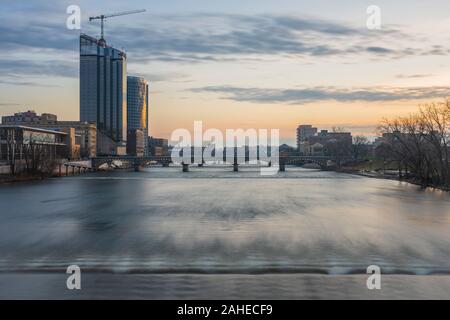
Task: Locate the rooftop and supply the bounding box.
[80,33,126,57]
[0,125,68,135]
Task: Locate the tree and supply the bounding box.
[22,141,57,177]
[419,101,450,186]
[375,142,394,174]
[378,99,450,188]
[325,138,351,167]
[352,135,370,161]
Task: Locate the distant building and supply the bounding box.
[148,137,168,156]
[316,130,353,145]
[1,110,97,158]
[295,125,353,157]
[56,121,97,158]
[2,110,57,125]
[80,34,127,154]
[296,125,318,150]
[308,142,325,156]
[96,130,126,156]
[0,125,74,162]
[59,127,81,160]
[127,129,145,157]
[307,130,353,156]
[127,76,149,155]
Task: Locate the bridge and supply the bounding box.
[91,154,352,172]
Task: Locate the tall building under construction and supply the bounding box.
[79,34,127,155]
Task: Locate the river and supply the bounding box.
[0,167,449,299]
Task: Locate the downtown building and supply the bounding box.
[80,34,127,156]
[148,136,169,156]
[296,124,352,157]
[1,110,96,159]
[296,125,318,153]
[127,76,149,156]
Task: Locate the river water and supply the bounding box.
[0,167,449,299]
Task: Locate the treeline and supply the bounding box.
[377,99,450,189]
[6,142,57,177]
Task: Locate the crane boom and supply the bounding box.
[89,9,146,42]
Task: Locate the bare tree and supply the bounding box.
[375,142,394,174]
[352,135,370,161]
[378,99,450,188]
[22,142,56,177]
[419,101,450,186]
[325,138,352,167]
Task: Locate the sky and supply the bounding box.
[1,0,450,145]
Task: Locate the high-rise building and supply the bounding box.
[80,34,127,154]
[296,125,318,150]
[127,76,149,155]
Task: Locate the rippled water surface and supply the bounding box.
[1,167,449,274]
[1,167,450,298]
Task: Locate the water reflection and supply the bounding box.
[0,167,449,275]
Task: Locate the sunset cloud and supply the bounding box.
[192,85,450,104]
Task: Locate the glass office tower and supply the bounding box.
[127,76,149,155]
[80,34,127,144]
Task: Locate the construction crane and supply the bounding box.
[89,9,146,43]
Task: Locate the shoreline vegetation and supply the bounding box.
[338,166,450,192]
[374,100,450,192]
[2,163,449,192]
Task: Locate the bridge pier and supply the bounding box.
[233,160,239,172]
[133,159,142,172]
[182,162,189,172]
[279,158,286,172]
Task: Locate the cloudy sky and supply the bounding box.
[1,0,450,144]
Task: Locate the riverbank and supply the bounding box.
[0,174,50,184]
[336,167,450,192]
[0,161,95,184]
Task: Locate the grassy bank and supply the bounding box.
[337,159,450,192]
